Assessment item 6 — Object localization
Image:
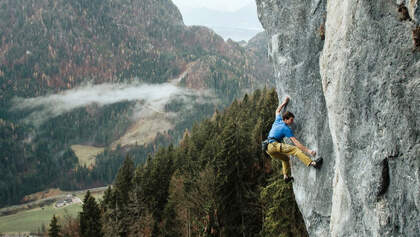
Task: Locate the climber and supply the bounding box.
[265,96,323,183]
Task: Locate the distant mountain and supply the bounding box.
[181,3,263,41]
[0,0,272,207]
[0,0,268,105]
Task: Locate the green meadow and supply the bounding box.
[0,202,82,234]
[0,191,104,234]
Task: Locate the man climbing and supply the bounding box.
[266,96,323,183]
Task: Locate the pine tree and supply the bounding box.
[80,191,103,237]
[214,118,257,236]
[112,155,135,237]
[260,179,309,237]
[160,199,182,237]
[49,215,61,237]
[114,155,135,207]
[101,186,115,212]
[101,186,121,237]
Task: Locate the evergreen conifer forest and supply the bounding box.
[55,88,308,237]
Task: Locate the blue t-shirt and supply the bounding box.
[267,115,294,142]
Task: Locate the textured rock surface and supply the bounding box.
[257,0,420,236]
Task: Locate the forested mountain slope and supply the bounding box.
[0,0,270,102]
[89,88,308,237]
[0,0,272,207]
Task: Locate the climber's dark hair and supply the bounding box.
[282,111,295,120]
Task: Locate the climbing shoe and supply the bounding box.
[312,157,323,169]
[284,176,294,183]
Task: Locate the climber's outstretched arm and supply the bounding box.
[290,137,316,156]
[275,96,290,116]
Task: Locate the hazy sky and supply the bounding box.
[172,0,254,12]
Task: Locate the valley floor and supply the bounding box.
[0,187,107,234]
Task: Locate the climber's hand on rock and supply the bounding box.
[309,150,316,156]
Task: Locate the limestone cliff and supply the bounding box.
[256,0,420,236]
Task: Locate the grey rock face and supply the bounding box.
[257,0,334,235]
[256,0,420,236]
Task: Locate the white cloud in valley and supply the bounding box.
[12,82,215,126]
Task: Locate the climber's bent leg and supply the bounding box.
[280,143,313,167]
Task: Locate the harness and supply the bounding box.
[267,137,281,144]
[262,137,282,153]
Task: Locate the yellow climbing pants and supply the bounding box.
[266,142,313,176]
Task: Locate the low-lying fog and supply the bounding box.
[12,82,216,126]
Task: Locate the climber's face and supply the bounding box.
[284,117,294,125]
